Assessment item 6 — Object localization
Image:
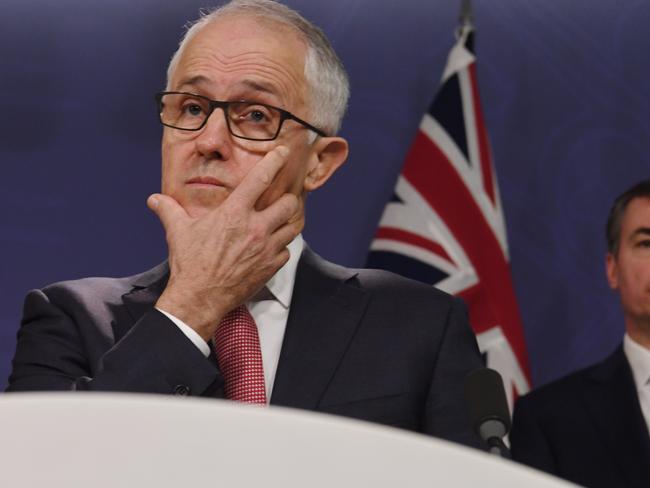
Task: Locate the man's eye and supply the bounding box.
[248,109,269,123]
[182,103,204,116]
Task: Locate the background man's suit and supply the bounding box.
[8,247,483,448]
[511,346,650,488]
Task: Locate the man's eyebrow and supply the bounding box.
[632,227,650,237]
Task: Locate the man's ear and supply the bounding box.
[304,136,348,192]
[606,252,619,290]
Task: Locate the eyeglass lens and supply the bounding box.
[159,93,282,140]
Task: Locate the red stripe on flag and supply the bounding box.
[468,63,496,206]
[375,227,453,263]
[457,283,497,331]
[402,131,530,380]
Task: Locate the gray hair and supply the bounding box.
[166,0,349,135]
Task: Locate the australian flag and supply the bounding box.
[367,12,530,410]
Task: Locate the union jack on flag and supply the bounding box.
[367,15,530,410]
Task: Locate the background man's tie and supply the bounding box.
[213,305,267,405]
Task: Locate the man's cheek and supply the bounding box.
[160,169,175,195]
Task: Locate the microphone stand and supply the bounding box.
[478,419,511,458]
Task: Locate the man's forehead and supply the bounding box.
[623,197,650,229]
[171,15,307,101]
[176,74,279,96]
[183,15,305,65]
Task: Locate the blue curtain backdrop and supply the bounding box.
[1,0,649,390]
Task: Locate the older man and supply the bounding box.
[7,0,482,448]
[511,179,650,487]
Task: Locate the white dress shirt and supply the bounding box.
[623,333,650,435]
[157,235,304,402]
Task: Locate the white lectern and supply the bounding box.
[0,394,576,487]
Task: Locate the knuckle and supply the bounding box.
[287,194,299,212]
[257,170,273,187]
[276,248,290,266]
[247,222,268,249]
[278,194,298,215]
[222,204,248,227]
[248,223,265,241]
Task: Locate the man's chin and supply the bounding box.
[183,203,221,218]
[176,189,228,218]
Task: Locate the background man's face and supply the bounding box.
[161,15,316,218]
[606,196,650,331]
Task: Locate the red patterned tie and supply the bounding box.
[213,305,267,405]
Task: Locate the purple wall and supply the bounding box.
[2,0,649,390]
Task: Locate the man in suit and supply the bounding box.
[7,0,483,448]
[510,179,650,487]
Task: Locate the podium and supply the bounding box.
[0,394,575,487]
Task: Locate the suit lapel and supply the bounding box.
[114,252,371,407]
[270,247,370,409]
[581,347,650,485]
[112,261,169,343]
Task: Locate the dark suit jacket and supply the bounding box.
[511,346,650,488]
[7,247,483,448]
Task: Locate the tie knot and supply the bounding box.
[214,305,267,405]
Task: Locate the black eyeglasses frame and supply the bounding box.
[155,91,327,141]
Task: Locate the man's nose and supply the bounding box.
[195,107,231,160]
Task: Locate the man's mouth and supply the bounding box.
[186,176,225,187]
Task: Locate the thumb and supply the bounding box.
[147,193,189,231]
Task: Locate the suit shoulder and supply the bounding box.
[36,262,167,306]
[303,247,455,306]
[355,268,451,297]
[354,267,454,301]
[515,350,618,413]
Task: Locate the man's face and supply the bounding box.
[606,196,650,331]
[161,15,317,219]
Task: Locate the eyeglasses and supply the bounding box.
[155,91,327,141]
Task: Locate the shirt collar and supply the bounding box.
[258,234,303,309]
[623,333,650,389]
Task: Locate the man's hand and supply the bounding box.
[147,146,301,341]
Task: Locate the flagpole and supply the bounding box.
[457,0,473,40]
[459,0,472,25]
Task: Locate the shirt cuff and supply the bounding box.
[155,307,211,358]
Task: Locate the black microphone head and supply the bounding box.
[464,368,511,440]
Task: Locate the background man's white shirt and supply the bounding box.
[623,333,650,436]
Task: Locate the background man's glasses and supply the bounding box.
[155,91,326,141]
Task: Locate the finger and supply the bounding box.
[269,218,303,251]
[232,145,290,207]
[269,246,291,272]
[147,193,190,232]
[258,192,300,232]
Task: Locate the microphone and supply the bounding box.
[464,368,511,457]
